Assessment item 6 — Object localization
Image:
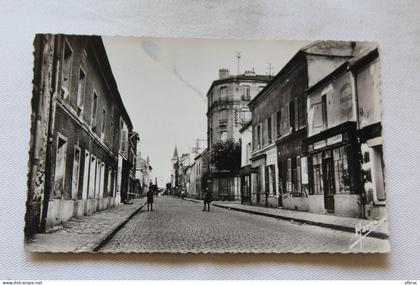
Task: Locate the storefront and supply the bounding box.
[250,154,266,206]
[276,128,307,210]
[304,121,362,218]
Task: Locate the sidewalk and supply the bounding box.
[213,202,389,239]
[25,198,146,253]
[181,196,388,239]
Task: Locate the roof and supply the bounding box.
[248,41,359,109]
[206,74,271,97]
[90,36,133,129]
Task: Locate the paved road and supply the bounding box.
[100,196,389,253]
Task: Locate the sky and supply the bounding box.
[102,36,310,185]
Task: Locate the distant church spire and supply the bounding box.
[172,145,179,159]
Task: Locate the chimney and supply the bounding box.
[244,68,256,76]
[219,68,229,79]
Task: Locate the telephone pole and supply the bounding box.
[236,52,241,75]
[267,62,274,77]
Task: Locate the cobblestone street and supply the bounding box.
[100,196,389,253]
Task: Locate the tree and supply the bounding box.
[210,139,241,173]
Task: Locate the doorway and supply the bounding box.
[322,157,335,213]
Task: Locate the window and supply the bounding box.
[333,146,350,193]
[54,135,67,199]
[71,147,81,200]
[76,67,86,115]
[257,124,262,149]
[61,39,73,94]
[268,117,272,144]
[220,86,227,100]
[276,110,281,138]
[91,91,98,129]
[322,94,328,130]
[101,109,106,140]
[242,85,250,100]
[220,131,227,141]
[311,153,323,195]
[219,109,228,124]
[289,101,295,131]
[246,142,251,164]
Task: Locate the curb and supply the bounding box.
[213,204,389,240]
[75,202,146,252]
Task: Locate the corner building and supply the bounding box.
[206,69,271,200]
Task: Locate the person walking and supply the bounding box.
[202,189,212,211]
[146,188,154,211]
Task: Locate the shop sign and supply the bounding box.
[327,134,342,146]
[313,140,326,150]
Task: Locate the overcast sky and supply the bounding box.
[102,37,310,185]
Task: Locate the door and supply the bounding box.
[264,165,269,207]
[256,168,261,205]
[322,157,335,213]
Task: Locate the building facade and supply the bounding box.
[304,44,384,219]
[207,69,271,200]
[26,34,138,235]
[249,41,363,210]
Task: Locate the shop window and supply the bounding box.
[311,153,323,195]
[71,146,81,200]
[333,146,350,193]
[287,158,292,192]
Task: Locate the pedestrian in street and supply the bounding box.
[146,188,154,211]
[202,189,212,211]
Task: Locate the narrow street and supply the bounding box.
[99,196,388,253]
